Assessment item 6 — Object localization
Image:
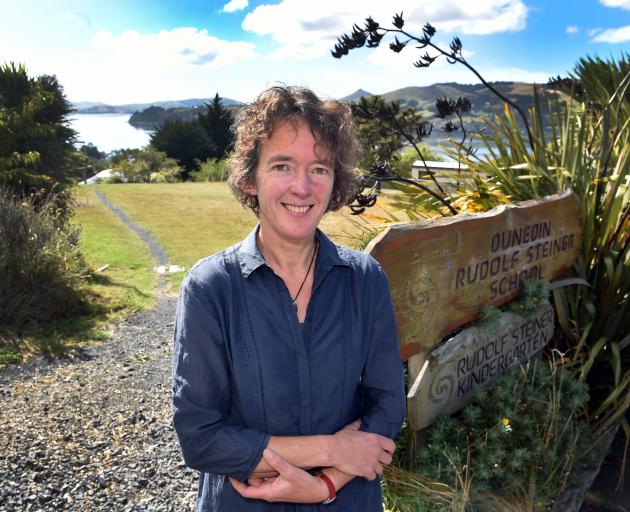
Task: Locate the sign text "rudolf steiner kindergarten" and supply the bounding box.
[407,304,555,430]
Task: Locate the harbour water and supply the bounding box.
[68,113,492,159]
[69,114,152,154]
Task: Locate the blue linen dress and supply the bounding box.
[172,225,406,511]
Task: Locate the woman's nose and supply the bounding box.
[290,169,312,196]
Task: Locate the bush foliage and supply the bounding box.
[0,62,77,205]
[421,362,596,505]
[0,188,87,332]
[110,147,183,183]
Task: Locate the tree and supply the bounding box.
[0,62,77,200]
[79,143,106,160]
[349,94,456,214]
[110,147,183,183]
[335,15,630,503]
[351,95,428,171]
[197,93,234,158]
[150,118,214,179]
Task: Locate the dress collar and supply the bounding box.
[237,224,351,279]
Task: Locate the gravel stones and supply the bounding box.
[0,295,198,511]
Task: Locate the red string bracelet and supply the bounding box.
[315,471,336,505]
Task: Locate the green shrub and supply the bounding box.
[190,157,229,182]
[415,361,599,509]
[110,147,183,183]
[0,188,88,332]
[104,174,126,184]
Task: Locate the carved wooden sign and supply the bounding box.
[406,304,555,430]
[366,189,581,360]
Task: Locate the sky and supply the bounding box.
[1,0,629,105]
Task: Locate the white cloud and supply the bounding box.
[223,0,248,13]
[591,25,630,43]
[600,0,630,9]
[566,25,579,34]
[53,28,259,104]
[90,28,257,69]
[242,0,528,61]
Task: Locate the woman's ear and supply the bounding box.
[244,178,257,195]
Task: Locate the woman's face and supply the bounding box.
[249,120,334,245]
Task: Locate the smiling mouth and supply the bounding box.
[283,204,312,213]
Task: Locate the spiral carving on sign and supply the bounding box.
[402,274,439,345]
[428,371,455,408]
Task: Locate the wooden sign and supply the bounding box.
[407,304,555,430]
[366,190,581,360]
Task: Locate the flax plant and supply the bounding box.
[451,56,630,442]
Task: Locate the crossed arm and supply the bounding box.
[230,419,396,504]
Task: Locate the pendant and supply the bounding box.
[291,299,298,313]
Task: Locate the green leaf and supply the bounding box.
[581,336,608,379]
[549,277,592,290]
[610,342,622,386]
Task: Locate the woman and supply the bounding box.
[172,86,406,511]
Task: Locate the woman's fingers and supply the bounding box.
[229,477,252,496]
[262,448,295,477]
[230,453,327,503]
[230,476,274,501]
[378,450,393,465]
[382,437,396,454]
[331,427,396,479]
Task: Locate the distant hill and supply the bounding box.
[128,103,241,130]
[75,82,549,117]
[73,97,243,114]
[128,105,203,129]
[75,82,558,141]
[343,81,560,147]
[342,89,373,102]
[343,81,550,118]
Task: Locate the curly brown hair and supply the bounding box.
[228,85,359,215]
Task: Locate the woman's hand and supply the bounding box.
[330,419,395,480]
[230,449,329,503]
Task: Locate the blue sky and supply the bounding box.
[1,0,628,104]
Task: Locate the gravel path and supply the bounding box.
[0,192,197,511]
[94,188,169,266]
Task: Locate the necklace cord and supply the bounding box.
[291,238,318,310]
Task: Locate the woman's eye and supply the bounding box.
[312,167,330,175]
[272,164,292,172]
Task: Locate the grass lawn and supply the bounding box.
[94,181,403,290]
[73,186,156,313]
[2,182,404,364]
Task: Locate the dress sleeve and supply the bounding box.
[172,269,270,482]
[358,264,407,439]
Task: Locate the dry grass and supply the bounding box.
[93,182,405,289]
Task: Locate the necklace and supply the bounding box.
[257,234,319,314]
[291,238,318,313]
